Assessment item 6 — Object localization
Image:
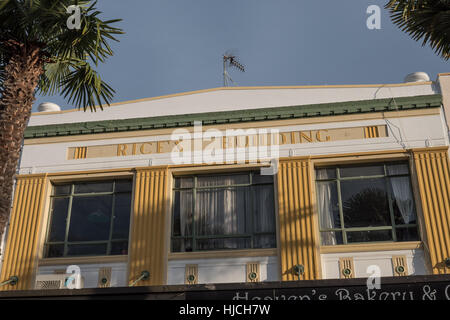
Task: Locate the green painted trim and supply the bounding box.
[25,94,442,139]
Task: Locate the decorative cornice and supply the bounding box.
[24,94,442,139]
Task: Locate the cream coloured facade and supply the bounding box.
[1,74,449,291]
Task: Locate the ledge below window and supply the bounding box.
[320,241,422,254]
[39,255,128,266]
[168,248,278,260]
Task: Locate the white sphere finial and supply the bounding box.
[404,72,430,83]
[38,102,61,112]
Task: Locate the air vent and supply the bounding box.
[36,280,64,290]
[35,274,84,290]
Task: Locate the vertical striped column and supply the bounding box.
[413,148,450,274]
[128,167,169,286]
[277,159,320,281]
[74,147,87,159]
[364,126,380,138]
[0,174,48,291]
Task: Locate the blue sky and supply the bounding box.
[33,0,449,112]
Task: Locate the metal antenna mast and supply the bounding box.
[223,53,245,87]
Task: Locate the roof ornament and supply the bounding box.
[38,102,61,112]
[403,72,430,83]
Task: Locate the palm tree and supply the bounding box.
[0,1,123,245]
[385,0,450,60]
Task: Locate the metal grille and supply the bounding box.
[35,280,64,290]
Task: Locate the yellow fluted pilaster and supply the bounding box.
[0,174,48,290]
[413,148,450,274]
[128,167,169,286]
[277,159,320,281]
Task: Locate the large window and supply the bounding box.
[44,179,133,258]
[171,171,277,252]
[316,162,419,245]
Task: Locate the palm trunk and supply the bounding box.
[0,41,44,251]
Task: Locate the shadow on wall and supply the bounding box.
[278,237,318,280]
[0,255,33,291]
[410,250,428,276]
[266,261,280,282]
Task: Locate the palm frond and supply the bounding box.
[1,0,123,110]
[385,0,450,60]
[58,58,115,111]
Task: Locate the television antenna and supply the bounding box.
[223,52,245,87]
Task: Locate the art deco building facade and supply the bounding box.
[0,73,449,292]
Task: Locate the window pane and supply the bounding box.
[341,178,391,227]
[386,163,409,176]
[253,185,275,233]
[48,198,69,242]
[393,199,417,225]
[252,172,274,184]
[171,171,276,252]
[321,231,343,245]
[174,177,194,188]
[253,234,277,248]
[172,238,193,252]
[197,174,249,187]
[68,195,112,241]
[172,190,193,237]
[340,164,384,178]
[396,227,419,241]
[390,176,416,225]
[195,187,248,236]
[196,238,250,250]
[110,241,128,255]
[46,244,64,258]
[316,168,336,180]
[74,181,113,194]
[115,180,132,192]
[112,193,132,240]
[317,181,340,229]
[346,230,393,243]
[53,185,71,196]
[67,243,107,256]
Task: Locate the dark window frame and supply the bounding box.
[44,179,133,258]
[315,161,419,245]
[171,171,277,252]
